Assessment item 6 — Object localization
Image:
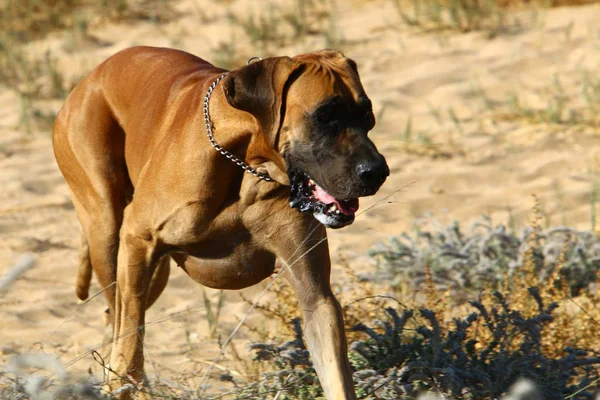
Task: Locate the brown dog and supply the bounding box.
[52,46,388,399]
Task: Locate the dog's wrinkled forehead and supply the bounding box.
[290,50,367,108]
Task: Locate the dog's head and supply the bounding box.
[223,50,389,229]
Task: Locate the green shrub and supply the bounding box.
[369,216,600,297]
[351,289,599,399]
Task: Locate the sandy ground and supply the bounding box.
[2,0,600,392]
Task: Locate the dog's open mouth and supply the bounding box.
[289,169,358,229]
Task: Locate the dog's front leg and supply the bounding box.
[107,213,157,399]
[297,287,356,400]
[275,223,357,400]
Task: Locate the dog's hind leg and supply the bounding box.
[53,74,129,322]
[65,188,123,324]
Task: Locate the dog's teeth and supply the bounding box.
[330,204,338,212]
[309,179,315,185]
[335,210,341,214]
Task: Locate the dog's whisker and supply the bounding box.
[284,220,323,263]
[355,181,417,218]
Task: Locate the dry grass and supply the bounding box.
[486,70,600,136]
[239,277,301,340]
[460,198,600,362]
[0,0,178,132]
[0,0,177,42]
[392,0,507,37]
[210,0,335,69]
[392,0,599,39]
[499,0,598,6]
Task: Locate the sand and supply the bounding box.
[1,0,600,390]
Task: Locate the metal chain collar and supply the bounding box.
[203,73,273,182]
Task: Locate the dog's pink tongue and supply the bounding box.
[339,198,359,215]
[313,185,359,215]
[313,184,337,205]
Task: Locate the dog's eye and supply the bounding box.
[318,103,346,125]
[317,105,334,124]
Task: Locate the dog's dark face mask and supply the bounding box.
[281,52,389,229]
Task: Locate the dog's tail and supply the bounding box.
[75,232,93,301]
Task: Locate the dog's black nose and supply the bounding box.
[356,157,389,187]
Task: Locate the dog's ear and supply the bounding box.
[223,57,304,149]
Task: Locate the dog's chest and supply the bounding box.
[172,231,277,290]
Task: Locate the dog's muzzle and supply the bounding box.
[288,169,360,229]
